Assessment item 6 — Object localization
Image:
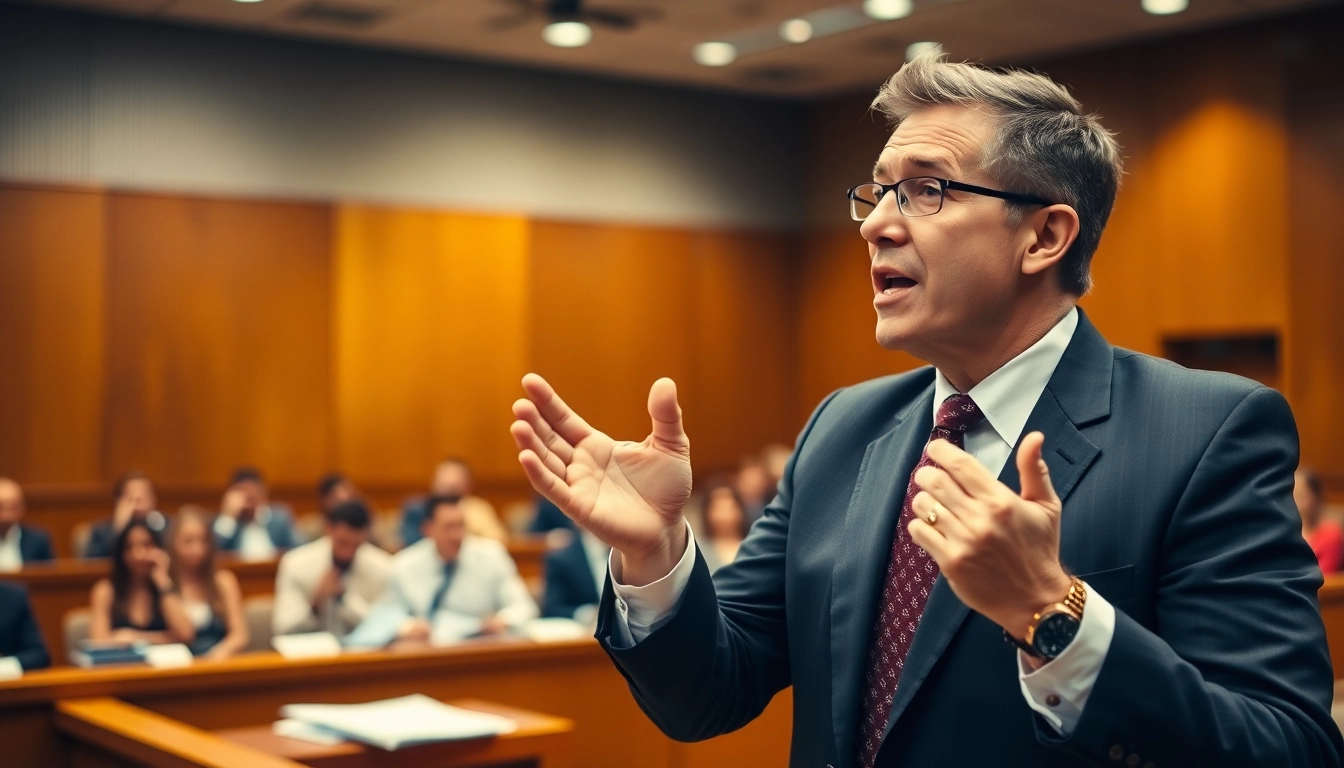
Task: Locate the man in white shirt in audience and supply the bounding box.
[213,467,299,561]
[0,478,54,572]
[273,499,391,638]
[348,495,536,647]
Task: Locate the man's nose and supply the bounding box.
[858,191,910,248]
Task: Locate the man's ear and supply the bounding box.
[1021,204,1080,277]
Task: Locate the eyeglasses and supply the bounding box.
[846,177,1053,221]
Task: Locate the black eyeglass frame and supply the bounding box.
[846,177,1054,219]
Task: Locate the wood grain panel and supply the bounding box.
[332,206,530,486]
[528,221,695,453]
[104,193,333,486]
[685,230,800,468]
[0,184,106,484]
[797,229,924,424]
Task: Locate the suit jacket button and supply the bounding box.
[1108,745,1125,761]
[1126,755,1140,767]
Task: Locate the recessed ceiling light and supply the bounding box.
[1141,0,1187,14]
[863,0,913,21]
[542,20,592,48]
[693,41,737,67]
[779,18,813,44]
[905,40,941,61]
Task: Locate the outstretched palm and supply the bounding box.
[510,374,692,564]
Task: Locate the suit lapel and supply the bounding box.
[830,381,934,763]
[880,311,1112,738]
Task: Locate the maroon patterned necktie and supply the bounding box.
[857,393,985,768]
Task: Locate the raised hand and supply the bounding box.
[511,373,692,586]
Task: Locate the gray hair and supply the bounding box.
[872,52,1123,296]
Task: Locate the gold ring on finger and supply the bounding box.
[926,503,941,526]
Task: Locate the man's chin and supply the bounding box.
[875,318,919,352]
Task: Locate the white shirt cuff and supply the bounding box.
[0,656,23,680]
[607,520,697,645]
[1017,581,1116,735]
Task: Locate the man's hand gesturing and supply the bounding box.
[510,373,693,587]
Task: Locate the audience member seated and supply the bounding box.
[735,458,773,528]
[0,581,49,671]
[1296,467,1342,573]
[88,519,197,646]
[273,500,391,639]
[212,467,298,561]
[541,526,608,622]
[318,472,358,513]
[0,478,54,571]
[166,508,248,657]
[401,459,507,547]
[701,484,749,575]
[84,471,164,559]
[527,496,577,535]
[348,495,537,647]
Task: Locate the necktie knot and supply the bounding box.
[935,393,984,434]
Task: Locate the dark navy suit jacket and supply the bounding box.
[597,312,1341,768]
[0,581,49,670]
[16,525,54,564]
[542,534,602,619]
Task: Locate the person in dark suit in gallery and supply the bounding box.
[212,467,298,560]
[0,478,54,571]
[541,527,608,622]
[509,54,1342,767]
[84,471,164,559]
[0,581,49,671]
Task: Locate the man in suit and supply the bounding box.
[347,495,537,647]
[83,472,164,559]
[0,581,49,671]
[400,459,507,547]
[0,478,54,571]
[273,500,392,638]
[542,528,608,621]
[509,55,1341,767]
[212,467,298,560]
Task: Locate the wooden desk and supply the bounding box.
[218,698,573,768]
[5,541,548,665]
[0,637,792,768]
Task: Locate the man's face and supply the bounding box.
[425,503,467,563]
[0,480,24,530]
[431,463,471,497]
[121,479,158,515]
[861,105,1027,359]
[327,522,367,566]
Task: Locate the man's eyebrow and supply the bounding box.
[872,155,956,181]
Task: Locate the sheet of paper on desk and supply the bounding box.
[279,694,518,751]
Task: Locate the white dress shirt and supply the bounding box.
[0,526,22,572]
[213,506,279,561]
[346,537,539,647]
[273,538,393,638]
[610,307,1115,736]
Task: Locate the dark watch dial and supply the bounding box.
[1031,612,1080,658]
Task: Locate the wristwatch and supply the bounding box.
[1006,576,1086,660]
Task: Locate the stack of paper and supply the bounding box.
[277,694,517,751]
[70,639,148,668]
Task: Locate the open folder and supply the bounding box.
[277,694,517,751]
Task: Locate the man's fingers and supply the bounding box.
[510,420,569,479]
[1016,431,1060,508]
[512,397,575,463]
[908,517,951,561]
[518,449,577,514]
[911,489,972,540]
[926,439,998,498]
[521,373,594,447]
[647,378,689,453]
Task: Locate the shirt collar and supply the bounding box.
[932,307,1079,448]
[0,525,19,548]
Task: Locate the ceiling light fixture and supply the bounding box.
[1141,0,1188,14]
[693,41,738,67]
[779,18,813,43]
[905,40,941,61]
[863,0,913,21]
[542,20,593,48]
[230,0,264,4]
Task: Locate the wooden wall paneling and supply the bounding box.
[0,185,106,485]
[1284,8,1344,490]
[527,221,695,450]
[104,193,334,488]
[685,230,800,471]
[796,228,924,425]
[332,206,531,487]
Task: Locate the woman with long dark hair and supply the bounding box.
[88,518,195,645]
[166,508,248,657]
